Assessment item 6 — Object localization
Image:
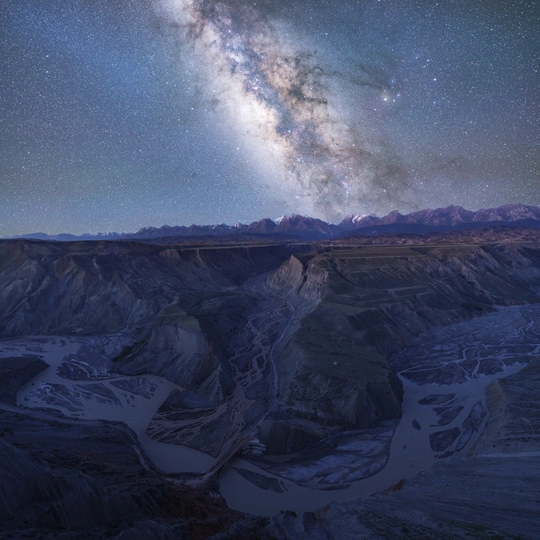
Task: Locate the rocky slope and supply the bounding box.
[115,304,232,403]
[0,409,240,539]
[0,239,300,338]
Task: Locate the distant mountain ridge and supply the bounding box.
[11,203,540,241]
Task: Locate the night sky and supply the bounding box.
[1,0,539,235]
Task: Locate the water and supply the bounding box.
[219,305,539,515]
[11,336,214,473]
[8,304,540,516]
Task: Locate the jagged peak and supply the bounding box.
[11,203,540,241]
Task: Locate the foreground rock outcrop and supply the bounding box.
[0,408,240,539]
[0,355,48,405]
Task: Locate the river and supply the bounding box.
[9,304,540,516]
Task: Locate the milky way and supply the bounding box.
[1,0,539,234]
[159,0,408,220]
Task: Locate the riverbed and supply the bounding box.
[9,304,540,516]
[12,336,214,473]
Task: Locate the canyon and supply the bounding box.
[1,226,540,538]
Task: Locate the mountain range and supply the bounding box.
[10,203,540,241]
[2,219,540,537]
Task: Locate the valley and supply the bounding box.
[1,230,540,537]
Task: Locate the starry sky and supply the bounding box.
[1,0,539,235]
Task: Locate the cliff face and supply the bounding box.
[267,254,326,301]
[0,240,306,338]
[263,242,540,453]
[115,304,231,402]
